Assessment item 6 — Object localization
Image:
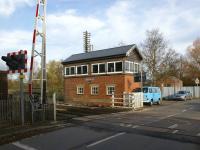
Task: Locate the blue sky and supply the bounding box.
[0,0,200,70]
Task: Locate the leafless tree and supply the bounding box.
[187,38,200,69]
[182,38,200,85]
[141,29,180,85]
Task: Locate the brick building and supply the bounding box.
[62,44,143,105]
[0,71,8,100]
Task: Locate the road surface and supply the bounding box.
[0,99,200,150]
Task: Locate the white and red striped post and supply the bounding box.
[28,0,40,96]
[28,0,47,104]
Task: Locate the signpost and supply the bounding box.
[19,73,25,125]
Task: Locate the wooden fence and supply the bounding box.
[0,95,54,126]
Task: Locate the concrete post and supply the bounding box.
[53,93,56,122]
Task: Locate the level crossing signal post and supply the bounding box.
[29,0,47,106]
[1,50,28,125]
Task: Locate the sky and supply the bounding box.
[0,0,200,70]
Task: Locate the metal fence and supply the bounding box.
[0,94,54,126]
[162,86,200,98]
[111,92,143,109]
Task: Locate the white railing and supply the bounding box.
[111,92,143,109]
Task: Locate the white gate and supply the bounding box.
[111,92,143,109]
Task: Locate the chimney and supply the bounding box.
[83,30,93,53]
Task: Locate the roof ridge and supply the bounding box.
[71,44,135,56]
[62,44,136,64]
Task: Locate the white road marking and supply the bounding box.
[168,124,178,129]
[126,124,132,127]
[196,133,200,136]
[12,142,37,150]
[87,132,125,148]
[167,114,175,118]
[132,125,139,128]
[182,109,187,112]
[172,130,179,134]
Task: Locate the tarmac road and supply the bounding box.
[0,99,200,150]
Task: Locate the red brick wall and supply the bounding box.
[124,74,141,92]
[64,74,141,105]
[64,74,124,103]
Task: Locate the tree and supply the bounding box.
[141,29,180,85]
[182,38,200,85]
[46,60,63,99]
[187,38,200,69]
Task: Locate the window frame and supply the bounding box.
[65,66,76,76]
[92,64,99,74]
[82,65,88,75]
[106,85,115,95]
[115,61,123,72]
[98,63,106,74]
[107,61,123,74]
[76,66,82,75]
[134,63,139,73]
[91,63,106,75]
[65,67,70,76]
[91,85,99,95]
[77,85,84,95]
[70,66,76,75]
[125,61,135,73]
[76,65,88,75]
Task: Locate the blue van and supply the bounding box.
[133,87,161,106]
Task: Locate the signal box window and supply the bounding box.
[70,67,75,75]
[91,86,99,95]
[99,64,106,73]
[77,86,84,94]
[65,67,70,75]
[92,64,98,73]
[82,65,88,74]
[77,66,82,74]
[107,86,115,95]
[115,62,123,72]
[108,63,114,72]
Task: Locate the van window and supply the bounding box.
[152,88,156,93]
[143,88,148,93]
[149,88,152,93]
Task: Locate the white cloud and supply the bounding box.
[0,0,33,16]
[0,30,32,70]
[46,9,105,59]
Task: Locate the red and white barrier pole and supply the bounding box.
[28,0,41,96]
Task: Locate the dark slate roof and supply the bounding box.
[62,44,136,64]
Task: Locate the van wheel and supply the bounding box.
[149,101,153,106]
[157,100,161,105]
